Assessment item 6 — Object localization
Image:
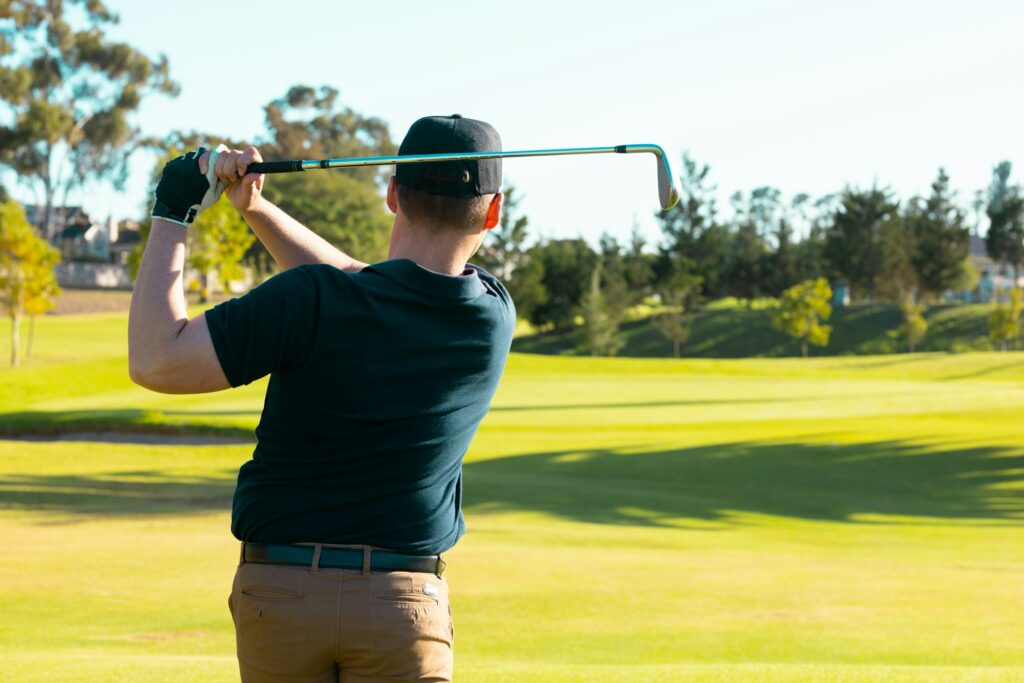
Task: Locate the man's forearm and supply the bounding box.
[241,198,367,272]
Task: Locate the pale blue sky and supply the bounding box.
[9,0,1024,246]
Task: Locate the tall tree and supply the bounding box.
[985,162,1024,283]
[597,233,631,316]
[623,222,653,304]
[577,264,623,357]
[727,191,771,302]
[823,187,899,301]
[0,1,178,239]
[904,168,970,299]
[0,199,60,366]
[876,212,916,301]
[791,193,834,285]
[259,85,396,263]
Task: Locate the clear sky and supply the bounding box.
[8,0,1024,246]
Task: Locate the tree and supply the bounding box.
[577,265,623,357]
[876,212,916,301]
[503,252,546,323]
[772,277,833,358]
[0,199,60,366]
[906,168,970,299]
[653,272,701,358]
[527,238,598,330]
[0,1,177,240]
[824,187,899,301]
[795,194,837,282]
[259,85,395,264]
[989,288,1022,351]
[623,222,653,304]
[900,295,927,353]
[597,233,631,316]
[187,198,255,302]
[727,191,771,303]
[985,162,1024,283]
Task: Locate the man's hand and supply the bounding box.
[203,146,266,214]
[152,146,228,226]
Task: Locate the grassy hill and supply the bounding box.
[514,302,995,358]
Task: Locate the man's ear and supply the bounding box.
[386,176,399,215]
[484,192,503,230]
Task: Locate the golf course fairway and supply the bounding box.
[1,312,1022,682]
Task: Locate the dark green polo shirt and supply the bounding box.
[204,259,514,555]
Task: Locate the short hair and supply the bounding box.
[396,182,494,233]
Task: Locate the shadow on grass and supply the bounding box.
[0,469,237,516]
[3,439,1021,526]
[491,397,812,412]
[463,440,1024,527]
[0,410,256,441]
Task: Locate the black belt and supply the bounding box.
[242,542,446,576]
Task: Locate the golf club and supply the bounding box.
[246,144,681,211]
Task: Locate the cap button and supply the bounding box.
[450,114,462,119]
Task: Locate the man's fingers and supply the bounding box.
[238,146,263,177]
[198,150,211,175]
[216,150,239,185]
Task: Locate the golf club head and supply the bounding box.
[651,146,681,211]
[618,144,680,210]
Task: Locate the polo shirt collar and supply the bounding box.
[367,258,486,299]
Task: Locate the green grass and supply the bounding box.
[514,302,998,358]
[1,311,1023,681]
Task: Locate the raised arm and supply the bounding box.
[215,146,368,273]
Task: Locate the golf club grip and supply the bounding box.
[246,160,305,174]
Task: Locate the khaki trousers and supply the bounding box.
[228,546,454,682]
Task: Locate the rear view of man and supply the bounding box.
[128,115,515,682]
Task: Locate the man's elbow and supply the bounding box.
[128,353,171,393]
[129,356,157,391]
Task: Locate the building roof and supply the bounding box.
[59,223,92,240]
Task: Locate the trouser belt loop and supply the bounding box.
[310,543,322,575]
[435,554,446,579]
[362,547,371,576]
[239,541,246,566]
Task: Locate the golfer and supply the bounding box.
[128,115,514,682]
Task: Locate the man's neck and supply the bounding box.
[387,221,478,276]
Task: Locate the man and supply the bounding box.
[128,115,515,682]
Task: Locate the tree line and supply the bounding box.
[473,154,1022,355]
[2,0,1024,363]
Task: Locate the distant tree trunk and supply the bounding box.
[10,314,20,367]
[26,316,36,358]
[801,338,808,358]
[673,338,680,358]
[199,271,210,303]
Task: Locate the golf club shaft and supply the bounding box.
[246,145,664,175]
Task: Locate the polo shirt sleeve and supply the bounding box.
[204,266,321,387]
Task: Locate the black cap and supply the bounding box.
[396,114,502,198]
